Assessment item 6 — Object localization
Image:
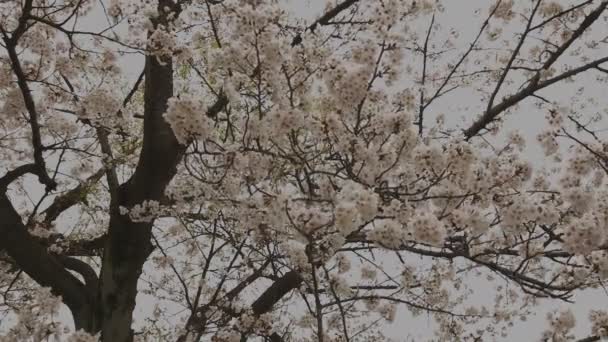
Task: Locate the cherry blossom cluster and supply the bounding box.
[541,309,576,342]
[164,95,214,144]
[120,200,163,223]
[590,310,608,339]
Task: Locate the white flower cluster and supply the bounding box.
[446,142,477,175]
[264,106,307,136]
[120,200,162,223]
[288,202,333,236]
[281,241,309,271]
[45,114,78,136]
[334,181,379,236]
[148,25,176,59]
[409,212,447,247]
[541,309,576,342]
[537,131,559,156]
[508,131,526,152]
[449,207,489,235]
[492,0,514,21]
[327,65,372,113]
[0,287,64,342]
[164,95,213,144]
[378,303,397,322]
[562,214,606,255]
[78,89,121,121]
[589,310,608,338]
[370,0,401,29]
[28,222,54,238]
[151,254,174,269]
[212,330,240,342]
[0,62,12,89]
[351,39,378,66]
[590,251,608,279]
[66,330,99,342]
[235,311,273,335]
[108,0,122,19]
[335,254,351,274]
[368,219,404,249]
[567,154,594,177]
[1,87,26,121]
[546,109,564,127]
[539,2,564,17]
[360,265,377,280]
[565,188,594,214]
[412,144,446,172]
[501,198,536,230]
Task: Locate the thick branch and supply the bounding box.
[33,233,106,257]
[464,1,608,139]
[251,270,303,315]
[98,2,187,341]
[42,168,106,224]
[464,56,608,139]
[2,24,56,190]
[0,164,38,191]
[292,0,360,46]
[485,0,541,113]
[238,271,303,342]
[57,255,99,298]
[0,194,96,331]
[541,1,607,69]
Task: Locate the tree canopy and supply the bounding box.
[1,0,608,341]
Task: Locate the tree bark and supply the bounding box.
[0,194,98,332]
[98,57,183,342]
[97,2,185,339]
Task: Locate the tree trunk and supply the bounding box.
[97,6,185,338]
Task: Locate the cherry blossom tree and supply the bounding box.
[1,0,608,341]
